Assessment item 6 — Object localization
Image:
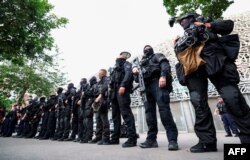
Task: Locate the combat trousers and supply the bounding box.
[83,98,94,141]
[77,106,85,140]
[187,61,250,144]
[62,105,72,139]
[27,118,40,138]
[70,105,78,139]
[144,79,178,142]
[54,109,64,139]
[38,111,49,138]
[95,104,110,141]
[44,111,56,138]
[111,91,137,142]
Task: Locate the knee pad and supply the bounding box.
[220,86,246,117]
[220,86,238,105]
[189,91,201,107]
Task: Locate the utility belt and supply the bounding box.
[144,71,160,83]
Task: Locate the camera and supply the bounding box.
[173,14,212,54]
[174,23,209,53]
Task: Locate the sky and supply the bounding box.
[49,0,249,86]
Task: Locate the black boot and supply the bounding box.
[168,141,179,151]
[64,137,75,141]
[109,139,119,145]
[139,140,158,148]
[57,137,65,141]
[73,138,80,142]
[97,139,110,145]
[88,138,101,144]
[122,139,137,148]
[190,142,217,153]
[39,136,49,140]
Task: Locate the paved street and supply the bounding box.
[0,132,239,160]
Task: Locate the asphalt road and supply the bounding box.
[0,132,240,160]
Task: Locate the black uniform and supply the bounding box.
[83,76,98,143]
[66,89,82,141]
[52,88,65,140]
[71,79,89,142]
[22,101,35,137]
[1,108,18,137]
[40,95,57,140]
[135,46,178,150]
[68,80,89,141]
[58,83,76,141]
[15,106,27,137]
[38,97,50,138]
[93,75,110,144]
[110,57,137,147]
[26,98,45,138]
[176,13,250,151]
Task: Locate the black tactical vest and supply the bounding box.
[141,54,161,81]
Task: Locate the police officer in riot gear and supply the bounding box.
[84,76,98,143]
[24,97,39,138]
[174,13,250,152]
[109,51,137,148]
[1,104,18,137]
[74,78,89,143]
[37,96,50,139]
[40,91,58,140]
[67,79,88,141]
[92,69,111,145]
[52,87,65,140]
[58,83,76,141]
[27,96,45,138]
[132,45,178,150]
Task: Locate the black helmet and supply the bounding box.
[89,76,97,85]
[40,96,46,102]
[57,87,63,94]
[143,45,154,56]
[177,13,200,29]
[80,78,87,86]
[67,83,74,89]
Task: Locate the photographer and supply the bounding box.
[173,13,250,152]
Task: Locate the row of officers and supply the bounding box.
[1,13,250,153]
[0,49,179,151]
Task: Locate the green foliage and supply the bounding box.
[0,54,68,104]
[163,0,234,19]
[0,93,13,111]
[0,0,68,64]
[0,0,68,104]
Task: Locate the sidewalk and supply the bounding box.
[0,132,240,160]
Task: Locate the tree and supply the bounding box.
[0,0,68,64]
[0,93,13,111]
[0,52,68,105]
[163,0,234,19]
